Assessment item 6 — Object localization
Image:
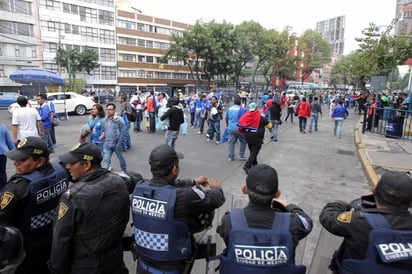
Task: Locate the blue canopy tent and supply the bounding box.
[9,67,68,119]
[9,67,65,87]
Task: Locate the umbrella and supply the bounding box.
[9,68,65,86]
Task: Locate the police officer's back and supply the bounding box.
[0,137,69,274]
[319,170,412,274]
[216,164,313,274]
[131,144,225,273]
[49,142,130,274]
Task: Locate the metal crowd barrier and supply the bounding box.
[361,106,411,141]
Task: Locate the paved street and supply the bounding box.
[1,107,371,273]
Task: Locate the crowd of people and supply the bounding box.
[0,88,411,274]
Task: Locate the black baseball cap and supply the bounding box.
[7,137,49,160]
[149,144,184,172]
[59,142,102,164]
[376,170,412,208]
[246,164,279,196]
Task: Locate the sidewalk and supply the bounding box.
[354,118,412,186]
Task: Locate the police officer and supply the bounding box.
[0,225,25,274]
[0,137,69,274]
[216,164,312,274]
[49,142,130,274]
[131,144,225,274]
[319,170,412,273]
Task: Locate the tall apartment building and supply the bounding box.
[38,0,117,91]
[0,0,42,77]
[315,15,346,87]
[116,2,203,96]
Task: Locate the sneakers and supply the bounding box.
[242,166,249,174]
[238,156,247,161]
[270,136,274,140]
[205,139,211,143]
[309,129,312,133]
[215,141,220,145]
[228,157,234,161]
[197,131,203,134]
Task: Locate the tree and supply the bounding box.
[55,48,99,90]
[298,30,332,84]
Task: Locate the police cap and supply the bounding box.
[59,142,102,164]
[149,144,184,173]
[246,164,278,196]
[376,170,412,208]
[7,137,49,161]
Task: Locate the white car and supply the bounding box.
[8,92,95,116]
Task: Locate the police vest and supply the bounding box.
[218,209,306,274]
[131,182,192,262]
[340,213,412,274]
[16,163,69,240]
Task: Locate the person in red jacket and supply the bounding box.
[295,97,311,133]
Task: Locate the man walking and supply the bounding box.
[160,96,184,149]
[225,96,247,161]
[118,94,133,150]
[36,94,55,152]
[12,96,44,145]
[308,96,322,133]
[100,103,127,173]
[238,102,272,174]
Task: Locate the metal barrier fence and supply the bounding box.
[361,106,412,141]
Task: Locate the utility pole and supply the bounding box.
[58,21,68,120]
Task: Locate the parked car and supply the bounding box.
[82,91,115,104]
[8,92,95,115]
[0,92,20,108]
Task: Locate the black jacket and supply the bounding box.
[50,169,130,274]
[161,106,184,131]
[319,200,412,261]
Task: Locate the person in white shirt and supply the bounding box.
[11,96,44,145]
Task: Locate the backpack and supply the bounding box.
[126,103,137,122]
[311,102,321,113]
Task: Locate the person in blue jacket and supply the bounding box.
[0,124,15,189]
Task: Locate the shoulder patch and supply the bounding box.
[58,202,69,220]
[337,211,352,224]
[0,192,14,210]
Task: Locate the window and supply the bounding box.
[138,70,145,78]
[99,29,114,44]
[64,23,71,33]
[15,47,20,57]
[155,26,170,35]
[137,39,145,47]
[101,66,116,80]
[146,71,153,78]
[119,70,136,77]
[48,21,56,32]
[72,25,79,35]
[155,72,170,79]
[71,4,79,14]
[99,10,114,26]
[137,55,145,62]
[63,3,70,13]
[146,56,153,63]
[100,48,115,62]
[120,54,136,62]
[146,40,153,48]
[32,47,36,58]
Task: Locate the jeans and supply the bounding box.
[42,127,54,152]
[165,130,179,149]
[123,124,131,150]
[285,108,294,123]
[102,144,127,172]
[299,117,307,132]
[93,142,104,154]
[207,119,221,141]
[194,108,201,128]
[134,110,143,131]
[309,113,319,131]
[270,120,280,140]
[198,118,206,133]
[228,129,246,160]
[333,119,344,139]
[149,111,156,132]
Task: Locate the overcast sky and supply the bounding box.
[135,0,397,55]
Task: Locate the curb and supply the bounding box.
[354,120,379,187]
